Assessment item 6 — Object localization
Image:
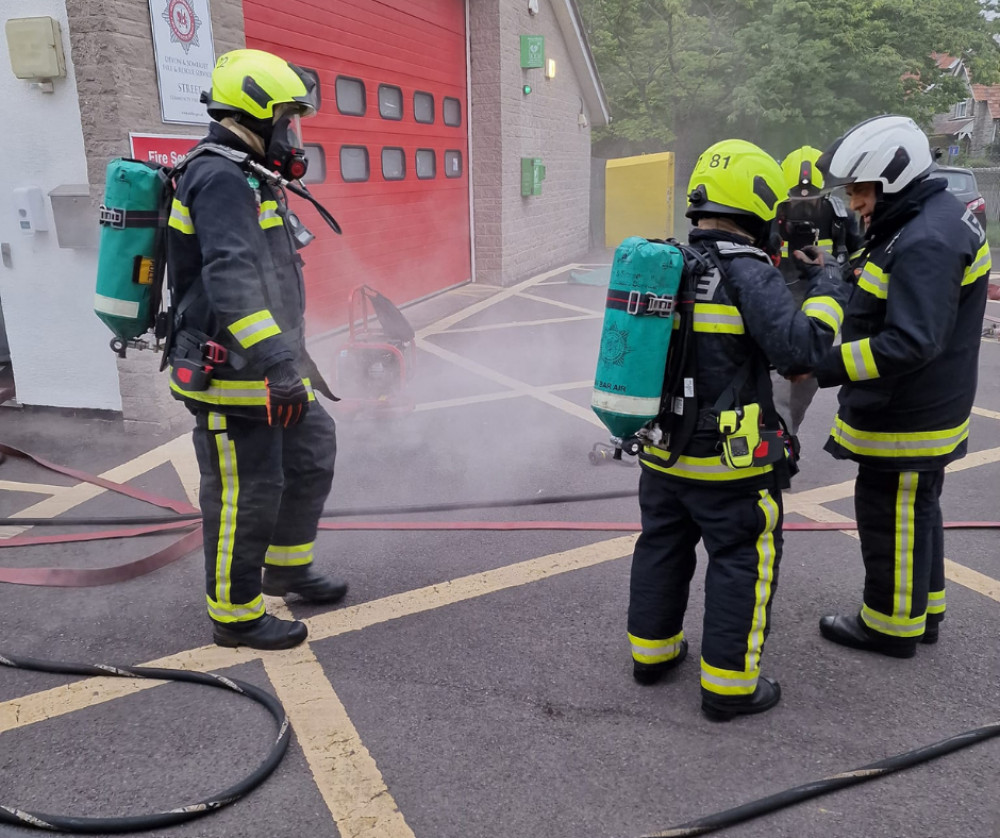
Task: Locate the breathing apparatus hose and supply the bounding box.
[638,719,1000,837]
[0,652,291,834]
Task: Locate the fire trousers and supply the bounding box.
[855,465,946,639]
[628,468,783,698]
[192,404,337,624]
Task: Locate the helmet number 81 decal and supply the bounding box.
[708,154,732,169]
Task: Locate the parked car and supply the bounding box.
[934,165,988,231]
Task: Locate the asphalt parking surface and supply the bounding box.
[1,266,999,838]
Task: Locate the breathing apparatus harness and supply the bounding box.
[622,241,796,478]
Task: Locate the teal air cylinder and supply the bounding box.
[592,237,684,440]
[94,159,164,344]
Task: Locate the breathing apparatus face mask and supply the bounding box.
[265,110,308,181]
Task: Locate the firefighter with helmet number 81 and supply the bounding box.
[771,145,863,436]
[627,139,850,721]
[166,49,347,651]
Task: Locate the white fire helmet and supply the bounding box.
[817,115,934,195]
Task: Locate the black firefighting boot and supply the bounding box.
[213,614,308,650]
[262,565,348,604]
[819,613,917,659]
[921,613,943,645]
[633,640,689,686]
[701,676,782,722]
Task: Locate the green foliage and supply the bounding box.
[579,0,1000,160]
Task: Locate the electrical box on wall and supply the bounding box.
[520,35,545,69]
[12,187,48,234]
[49,185,97,249]
[5,17,67,82]
[520,158,546,197]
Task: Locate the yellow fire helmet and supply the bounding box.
[686,139,784,224]
[782,145,825,196]
[201,49,320,121]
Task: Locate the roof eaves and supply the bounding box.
[550,0,611,126]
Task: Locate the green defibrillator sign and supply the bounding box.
[520,157,546,196]
[520,35,545,69]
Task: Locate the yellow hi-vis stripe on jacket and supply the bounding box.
[641,450,774,481]
[840,338,880,381]
[801,295,844,335]
[259,200,284,230]
[169,373,316,406]
[228,309,282,349]
[168,199,195,234]
[692,303,745,334]
[828,416,969,459]
[856,261,889,299]
[963,242,991,285]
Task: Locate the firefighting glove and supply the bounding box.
[264,361,309,428]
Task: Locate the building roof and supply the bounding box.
[933,52,960,71]
[930,114,974,138]
[551,0,611,126]
[972,84,1000,120]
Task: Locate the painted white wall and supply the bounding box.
[0,0,121,410]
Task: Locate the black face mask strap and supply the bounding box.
[285,181,342,235]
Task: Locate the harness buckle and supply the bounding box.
[626,290,643,315]
[99,205,125,229]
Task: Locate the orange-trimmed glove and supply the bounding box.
[264,361,309,428]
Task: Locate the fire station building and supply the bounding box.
[0,0,607,421]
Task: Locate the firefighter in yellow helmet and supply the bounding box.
[166,49,347,651]
[771,145,863,436]
[627,139,849,720]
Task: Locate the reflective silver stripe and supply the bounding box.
[629,635,684,663]
[860,604,925,637]
[845,340,879,381]
[206,595,265,622]
[895,472,917,618]
[265,543,315,567]
[831,419,969,454]
[857,264,889,298]
[692,304,744,334]
[801,298,843,333]
[700,668,759,694]
[94,293,140,318]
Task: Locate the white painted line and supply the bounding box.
[972,406,1000,422]
[0,481,67,496]
[439,313,600,335]
[417,264,579,339]
[515,291,603,316]
[417,338,604,428]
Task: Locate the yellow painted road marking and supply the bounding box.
[0,536,638,735]
[262,600,414,838]
[972,406,1000,422]
[0,481,66,495]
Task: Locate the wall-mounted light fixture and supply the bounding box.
[545,58,557,79]
[527,0,539,14]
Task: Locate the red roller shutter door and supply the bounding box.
[243,0,472,334]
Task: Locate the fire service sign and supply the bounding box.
[149,0,215,124]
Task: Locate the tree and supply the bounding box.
[580,0,1000,161]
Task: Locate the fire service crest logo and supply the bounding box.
[162,0,201,53]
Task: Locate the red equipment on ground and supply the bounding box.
[333,285,416,419]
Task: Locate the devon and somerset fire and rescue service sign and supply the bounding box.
[148,0,215,124]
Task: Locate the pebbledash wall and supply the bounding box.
[0,0,605,422]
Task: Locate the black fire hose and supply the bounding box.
[639,719,1000,837]
[0,653,291,834]
[0,489,642,527]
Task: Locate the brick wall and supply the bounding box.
[470,0,594,286]
[65,0,245,434]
